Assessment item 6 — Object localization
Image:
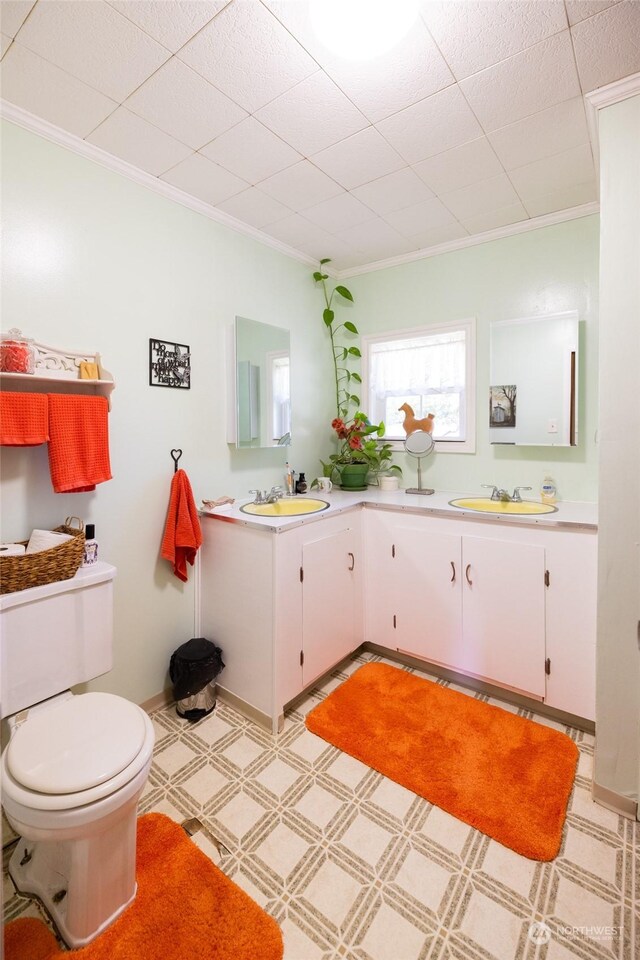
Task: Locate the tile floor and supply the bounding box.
[3,650,638,959]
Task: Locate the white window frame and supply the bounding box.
[361,318,476,454]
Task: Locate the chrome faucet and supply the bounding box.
[249,486,284,505]
[482,484,532,502]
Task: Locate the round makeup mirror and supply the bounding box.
[404,430,435,495]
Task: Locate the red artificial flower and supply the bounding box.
[331,418,345,431]
[349,435,363,450]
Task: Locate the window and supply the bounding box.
[266,351,290,443]
[362,319,476,453]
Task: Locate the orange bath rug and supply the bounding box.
[4,813,283,960]
[306,662,578,860]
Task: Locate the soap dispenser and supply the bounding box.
[295,472,308,495]
[540,475,557,504]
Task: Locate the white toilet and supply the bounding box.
[1,562,155,948]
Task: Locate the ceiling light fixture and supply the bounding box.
[309,0,419,61]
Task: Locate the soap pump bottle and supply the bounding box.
[83,524,98,566]
[295,472,308,495]
[540,475,557,504]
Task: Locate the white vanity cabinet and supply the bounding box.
[364,508,596,719]
[200,511,362,731]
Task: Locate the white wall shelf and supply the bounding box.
[0,338,115,409]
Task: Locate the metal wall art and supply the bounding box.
[149,338,191,389]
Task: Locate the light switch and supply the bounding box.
[548,419,558,434]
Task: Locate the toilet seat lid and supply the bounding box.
[7,692,148,794]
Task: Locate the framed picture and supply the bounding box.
[149,338,191,389]
[489,384,516,427]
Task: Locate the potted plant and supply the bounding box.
[320,413,402,489]
[313,260,401,489]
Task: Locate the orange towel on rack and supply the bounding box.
[161,469,202,582]
[0,392,49,445]
[47,394,112,493]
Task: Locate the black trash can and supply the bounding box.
[169,637,225,721]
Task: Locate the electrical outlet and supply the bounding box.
[548,419,558,434]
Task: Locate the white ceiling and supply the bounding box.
[1,0,639,273]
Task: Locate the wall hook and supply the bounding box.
[171,449,183,473]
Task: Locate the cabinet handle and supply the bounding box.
[465,563,473,586]
[348,552,355,571]
[450,561,456,583]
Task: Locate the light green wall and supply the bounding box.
[348,216,600,501]
[595,93,640,805]
[0,120,333,705]
[1,120,601,708]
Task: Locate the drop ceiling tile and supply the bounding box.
[255,72,368,157]
[351,168,434,217]
[441,173,521,221]
[160,151,248,205]
[108,1,230,52]
[311,127,405,191]
[0,1,36,38]
[410,221,469,250]
[301,193,377,234]
[1,33,12,58]
[413,137,504,196]
[420,1,569,80]
[337,218,416,259]
[125,57,246,150]
[488,97,589,170]
[509,143,595,202]
[264,1,453,122]
[258,160,342,209]
[571,1,640,92]
[377,85,483,165]
[460,202,529,234]
[1,43,117,138]
[87,107,192,177]
[565,0,621,26]
[178,1,317,113]
[200,118,301,185]
[459,30,580,132]
[16,0,170,102]
[264,214,337,257]
[524,179,598,217]
[385,197,459,239]
[216,188,292,229]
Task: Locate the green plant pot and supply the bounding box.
[340,462,369,491]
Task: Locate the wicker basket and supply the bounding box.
[0,518,85,595]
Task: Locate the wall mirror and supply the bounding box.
[489,311,578,447]
[235,316,291,449]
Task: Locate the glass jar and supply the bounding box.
[0,328,35,374]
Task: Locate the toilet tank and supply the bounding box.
[0,562,116,719]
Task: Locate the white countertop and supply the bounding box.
[200,488,597,533]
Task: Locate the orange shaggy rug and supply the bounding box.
[306,662,578,860]
[4,813,283,960]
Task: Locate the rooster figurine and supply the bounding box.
[398,403,435,436]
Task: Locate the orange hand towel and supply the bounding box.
[161,469,202,582]
[47,394,112,493]
[0,392,49,445]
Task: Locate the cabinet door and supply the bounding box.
[302,527,357,686]
[462,536,546,697]
[392,526,463,668]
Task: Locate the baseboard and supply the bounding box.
[363,642,596,734]
[592,781,638,820]
[215,685,276,733]
[140,688,173,713]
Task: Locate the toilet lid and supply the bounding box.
[7,692,148,794]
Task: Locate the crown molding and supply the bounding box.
[336,202,600,279]
[0,99,603,283]
[0,100,319,270]
[584,72,640,169]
